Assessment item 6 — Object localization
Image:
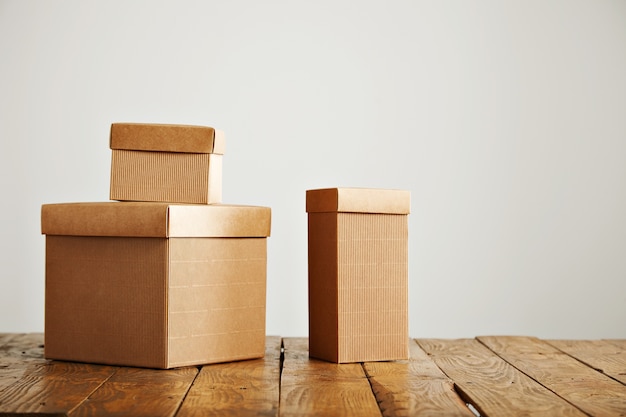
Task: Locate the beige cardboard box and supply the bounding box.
[110,123,225,204]
[306,187,410,363]
[41,202,270,369]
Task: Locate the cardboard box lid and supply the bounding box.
[306,188,410,214]
[41,202,271,237]
[110,123,225,154]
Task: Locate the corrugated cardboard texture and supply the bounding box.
[168,238,266,367]
[306,188,410,214]
[43,203,271,368]
[307,212,339,362]
[41,202,271,238]
[45,236,168,368]
[110,150,222,204]
[337,213,408,362]
[307,187,409,363]
[45,235,269,368]
[110,123,225,154]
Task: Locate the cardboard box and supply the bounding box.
[41,202,271,369]
[306,187,410,363]
[109,123,225,204]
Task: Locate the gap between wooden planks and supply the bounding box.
[0,334,282,417]
[0,335,475,416]
[0,333,196,416]
[280,338,475,417]
[478,336,626,416]
[1,334,625,416]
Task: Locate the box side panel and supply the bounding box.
[110,123,221,154]
[110,150,221,204]
[307,212,339,362]
[306,188,338,213]
[45,236,167,368]
[213,129,226,155]
[167,238,267,367]
[337,213,408,362]
[41,202,270,239]
[306,188,410,214]
[336,188,410,214]
[41,202,170,237]
[206,153,223,204]
[168,205,271,238]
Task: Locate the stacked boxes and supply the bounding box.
[42,123,271,369]
[109,123,224,204]
[306,187,410,363]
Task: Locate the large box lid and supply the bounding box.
[41,202,270,237]
[110,123,225,154]
[306,187,410,214]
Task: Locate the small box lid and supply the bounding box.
[110,123,225,154]
[41,202,270,238]
[306,187,410,214]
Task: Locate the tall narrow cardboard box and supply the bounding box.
[110,123,225,204]
[42,202,271,369]
[306,187,410,363]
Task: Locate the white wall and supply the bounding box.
[1,0,625,339]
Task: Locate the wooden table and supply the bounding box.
[1,334,624,416]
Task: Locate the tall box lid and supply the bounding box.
[41,202,271,238]
[110,123,225,154]
[306,188,410,214]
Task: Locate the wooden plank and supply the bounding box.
[0,333,47,392]
[279,337,381,417]
[417,338,586,417]
[0,333,20,347]
[176,336,281,417]
[606,339,626,378]
[0,333,45,360]
[479,336,626,416]
[547,339,626,385]
[0,360,116,416]
[362,339,474,416]
[606,339,626,350]
[68,366,198,417]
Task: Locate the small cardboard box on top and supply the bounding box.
[41,202,271,369]
[306,187,410,363]
[110,123,225,204]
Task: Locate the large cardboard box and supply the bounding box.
[41,202,270,369]
[110,123,225,204]
[306,187,410,363]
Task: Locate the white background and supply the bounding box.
[1,0,625,339]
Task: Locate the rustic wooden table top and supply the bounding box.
[0,333,624,416]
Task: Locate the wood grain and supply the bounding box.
[68,366,198,417]
[417,338,586,417]
[0,333,47,391]
[0,360,116,415]
[479,335,626,416]
[279,337,381,417]
[0,333,20,347]
[0,333,117,415]
[606,339,626,350]
[362,340,473,417]
[547,339,626,385]
[1,334,624,416]
[176,336,281,417]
